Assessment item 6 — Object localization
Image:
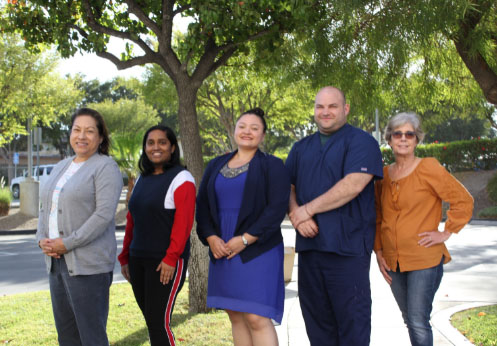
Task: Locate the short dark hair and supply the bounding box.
[238,107,267,133]
[71,108,110,156]
[138,125,181,176]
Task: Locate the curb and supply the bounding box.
[2,219,495,235]
[432,302,497,346]
[469,219,497,226]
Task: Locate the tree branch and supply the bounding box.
[192,24,279,85]
[81,0,155,56]
[181,49,194,72]
[69,23,157,70]
[173,4,191,16]
[124,0,161,37]
[95,51,155,70]
[161,0,174,49]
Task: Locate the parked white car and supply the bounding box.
[10,164,55,199]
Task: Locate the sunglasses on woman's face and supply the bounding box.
[392,131,416,140]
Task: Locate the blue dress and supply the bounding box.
[206,170,285,323]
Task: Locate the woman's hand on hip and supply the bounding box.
[121,264,131,282]
[375,250,392,285]
[206,235,230,259]
[418,230,451,248]
[156,261,175,285]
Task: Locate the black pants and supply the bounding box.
[128,256,188,346]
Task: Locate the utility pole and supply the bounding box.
[374,108,381,143]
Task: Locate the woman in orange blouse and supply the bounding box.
[374,112,473,346]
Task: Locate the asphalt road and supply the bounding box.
[0,232,126,296]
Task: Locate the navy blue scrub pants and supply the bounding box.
[298,251,372,346]
[49,256,113,346]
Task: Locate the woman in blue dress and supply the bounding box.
[196,107,290,345]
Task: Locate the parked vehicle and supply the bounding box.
[10,165,55,199]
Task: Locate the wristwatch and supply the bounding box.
[241,235,249,246]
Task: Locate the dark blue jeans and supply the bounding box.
[388,257,444,346]
[49,257,113,346]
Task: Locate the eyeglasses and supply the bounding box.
[391,131,416,140]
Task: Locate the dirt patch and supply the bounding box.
[0,202,128,231]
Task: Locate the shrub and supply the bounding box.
[381,137,497,172]
[0,187,12,205]
[478,206,497,219]
[487,173,497,204]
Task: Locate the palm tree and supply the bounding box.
[110,133,142,206]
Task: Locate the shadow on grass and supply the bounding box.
[171,310,200,327]
[113,327,149,345]
[112,311,201,345]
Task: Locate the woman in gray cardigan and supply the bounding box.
[36,108,122,346]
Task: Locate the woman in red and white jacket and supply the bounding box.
[118,125,195,346]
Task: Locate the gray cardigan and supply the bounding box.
[36,153,123,276]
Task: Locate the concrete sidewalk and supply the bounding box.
[276,221,497,346]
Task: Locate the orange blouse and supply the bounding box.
[374,157,473,272]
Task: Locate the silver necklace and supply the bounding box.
[220,162,250,178]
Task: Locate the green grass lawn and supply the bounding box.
[451,304,497,346]
[0,281,233,345]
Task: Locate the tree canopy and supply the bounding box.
[286,0,497,129]
[0,33,82,146]
[89,98,159,136]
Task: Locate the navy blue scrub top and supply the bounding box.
[286,123,383,256]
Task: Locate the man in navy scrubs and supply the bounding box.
[286,86,383,346]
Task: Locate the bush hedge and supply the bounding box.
[478,206,497,219]
[381,137,497,172]
[0,187,12,205]
[487,172,497,204]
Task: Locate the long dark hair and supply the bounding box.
[71,108,110,155]
[238,107,267,133]
[138,125,181,176]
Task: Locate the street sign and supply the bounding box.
[13,152,19,165]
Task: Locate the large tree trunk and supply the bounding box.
[176,82,210,313]
[454,41,497,107]
[453,1,497,108]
